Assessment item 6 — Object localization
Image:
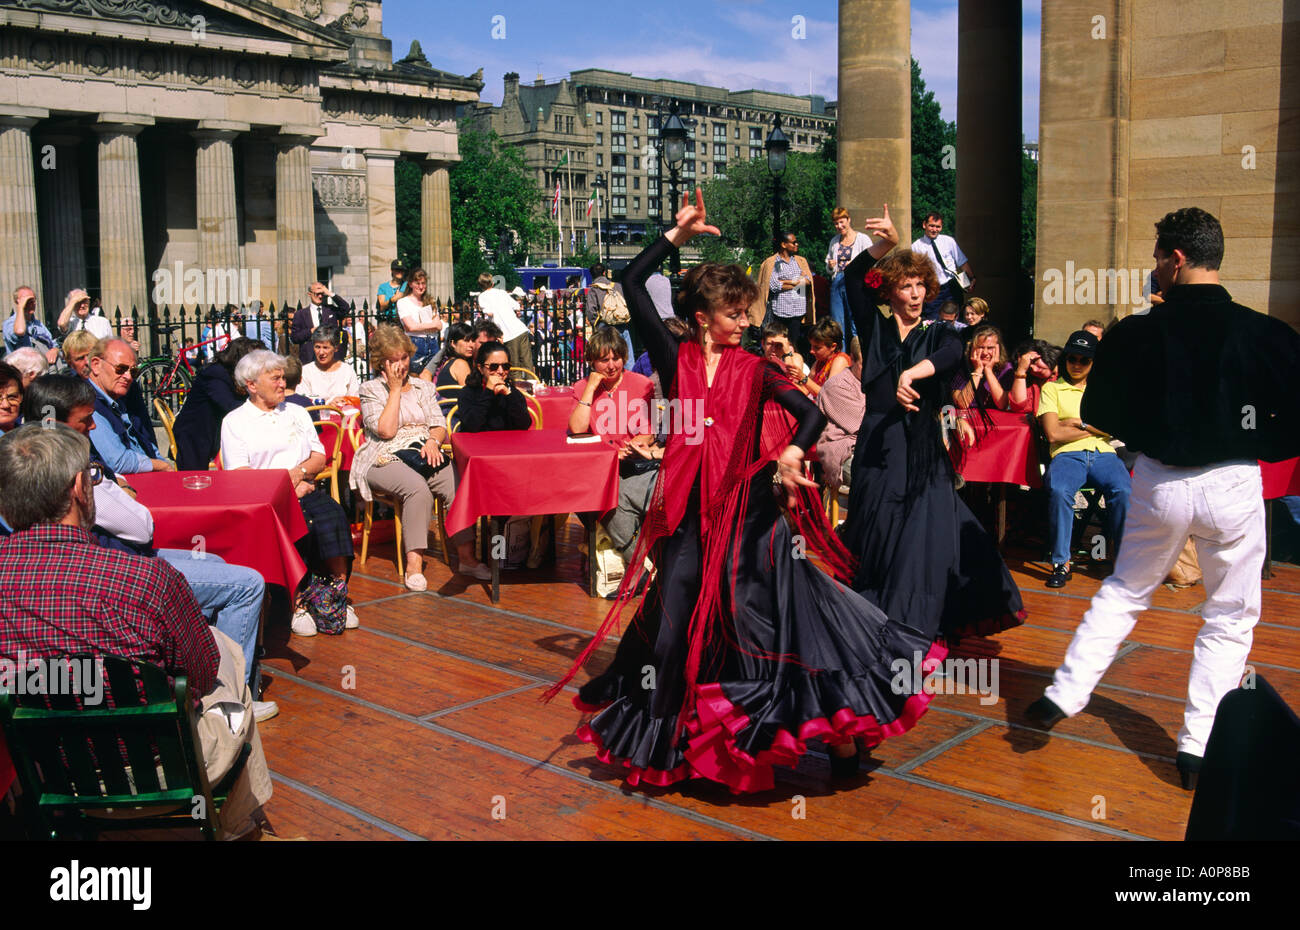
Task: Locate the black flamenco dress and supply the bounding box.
[549,236,947,794]
[838,249,1024,641]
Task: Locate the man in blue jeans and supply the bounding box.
[19,376,273,719]
[1036,330,1130,588]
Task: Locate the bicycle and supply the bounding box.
[136,328,228,426]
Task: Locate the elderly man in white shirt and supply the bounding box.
[221,350,357,637]
[476,272,534,377]
[56,288,114,341]
[911,212,976,321]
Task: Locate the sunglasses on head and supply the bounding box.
[482,362,510,372]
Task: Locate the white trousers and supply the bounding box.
[1044,455,1265,756]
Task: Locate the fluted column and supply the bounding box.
[421,161,454,303]
[837,0,910,244]
[957,1,1024,337]
[365,149,399,298]
[193,121,247,285]
[0,108,47,314]
[36,130,87,315]
[275,132,319,308]
[95,114,153,316]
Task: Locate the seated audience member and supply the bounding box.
[280,354,312,410]
[351,325,486,588]
[938,300,967,331]
[298,326,359,405]
[61,329,98,378]
[473,318,504,348]
[3,347,46,387]
[761,321,808,386]
[477,273,534,376]
[0,362,22,435]
[220,350,357,636]
[456,341,532,433]
[1006,339,1060,415]
[19,375,271,712]
[952,324,1012,411]
[396,268,444,380]
[815,336,866,492]
[569,328,658,563]
[87,337,173,475]
[172,337,261,471]
[434,321,476,422]
[1037,330,1131,588]
[963,296,990,328]
[1082,319,1105,341]
[803,317,852,399]
[0,423,273,838]
[55,288,112,340]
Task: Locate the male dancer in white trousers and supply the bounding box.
[1026,207,1300,789]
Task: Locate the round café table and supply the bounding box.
[949,409,1044,546]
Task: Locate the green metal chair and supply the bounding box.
[0,654,249,841]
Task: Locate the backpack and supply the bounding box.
[297,574,348,634]
[593,281,630,325]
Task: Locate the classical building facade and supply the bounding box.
[0,0,481,320]
[836,0,1297,341]
[469,69,836,263]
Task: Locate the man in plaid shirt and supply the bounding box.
[0,424,273,837]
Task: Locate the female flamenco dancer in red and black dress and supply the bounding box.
[837,207,1025,641]
[546,192,947,793]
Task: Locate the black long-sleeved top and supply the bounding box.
[1082,284,1300,467]
[622,236,824,452]
[172,361,243,470]
[457,383,531,433]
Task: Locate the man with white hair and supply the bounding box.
[3,347,47,387]
[55,288,113,340]
[3,286,59,364]
[0,423,274,838]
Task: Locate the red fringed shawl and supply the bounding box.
[543,340,856,730]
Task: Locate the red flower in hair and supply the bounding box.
[863,270,883,289]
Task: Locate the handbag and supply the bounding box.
[393,444,452,481]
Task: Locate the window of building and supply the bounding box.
[554,115,562,133]
[714,123,726,139]
[633,156,640,170]
[612,154,626,168]
[734,126,740,139]
[611,111,626,129]
[734,145,740,157]
[613,196,626,213]
[611,133,626,153]
[595,111,603,125]
[632,136,639,151]
[566,116,573,133]
[633,177,639,189]
[714,143,726,157]
[749,127,762,142]
[633,115,640,128]
[749,146,762,161]
[595,131,602,145]
[596,153,603,166]
[634,197,640,211]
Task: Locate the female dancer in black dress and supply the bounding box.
[839,206,1024,640]
[547,192,946,793]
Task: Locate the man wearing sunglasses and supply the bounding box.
[86,338,173,475]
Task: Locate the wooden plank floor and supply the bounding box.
[245,519,1300,841]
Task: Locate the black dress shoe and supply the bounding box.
[829,747,861,778]
[1176,752,1202,791]
[1046,563,1072,588]
[1025,696,1067,730]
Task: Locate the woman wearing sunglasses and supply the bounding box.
[456,342,531,433]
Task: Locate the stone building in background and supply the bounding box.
[0,0,481,321]
[469,69,836,264]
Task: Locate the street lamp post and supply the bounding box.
[660,102,689,274]
[764,114,790,250]
[592,172,611,264]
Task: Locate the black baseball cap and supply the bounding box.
[391,259,406,273]
[1063,330,1098,359]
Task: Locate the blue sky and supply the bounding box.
[380,1,1042,141]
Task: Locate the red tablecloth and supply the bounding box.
[446,430,620,535]
[950,410,1043,488]
[316,408,359,471]
[1261,458,1300,500]
[130,470,310,590]
[532,386,575,430]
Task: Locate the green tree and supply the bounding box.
[911,57,957,239]
[699,151,836,264]
[1021,149,1037,274]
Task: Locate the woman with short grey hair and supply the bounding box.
[3,346,48,387]
[299,325,359,405]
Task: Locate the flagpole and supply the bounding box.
[558,173,565,265]
[567,147,575,255]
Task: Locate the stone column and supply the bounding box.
[957,2,1024,337]
[0,107,48,316]
[275,131,319,310]
[421,161,454,303]
[1035,0,1131,343]
[36,130,87,316]
[837,0,910,245]
[365,148,399,302]
[95,114,153,317]
[193,121,248,300]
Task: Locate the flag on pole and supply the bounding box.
[586,190,596,217]
[551,180,561,218]
[557,152,568,168]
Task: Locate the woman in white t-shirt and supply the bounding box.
[396,268,444,381]
[299,325,360,404]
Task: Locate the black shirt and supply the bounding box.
[1082,283,1300,467]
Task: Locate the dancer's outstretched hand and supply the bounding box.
[777,445,818,510]
[863,203,900,258]
[666,188,721,247]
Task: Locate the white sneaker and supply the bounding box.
[253,700,280,723]
[290,608,317,637]
[345,604,360,629]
